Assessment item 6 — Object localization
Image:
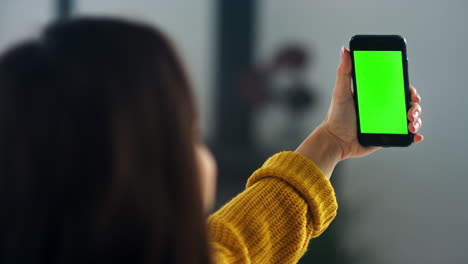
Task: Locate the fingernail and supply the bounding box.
[340,46,345,57]
[413,110,419,118]
[414,121,420,129]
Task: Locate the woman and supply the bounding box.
[0,18,423,264]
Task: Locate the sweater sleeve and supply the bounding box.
[207,151,338,264]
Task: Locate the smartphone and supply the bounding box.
[350,35,413,147]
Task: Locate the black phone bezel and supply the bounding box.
[350,35,413,147]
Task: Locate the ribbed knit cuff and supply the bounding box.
[246,151,338,237]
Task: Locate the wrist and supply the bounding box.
[295,126,343,179]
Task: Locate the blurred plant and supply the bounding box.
[237,44,318,152]
[238,44,316,111]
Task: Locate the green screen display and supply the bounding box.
[353,50,408,134]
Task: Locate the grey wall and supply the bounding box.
[258,0,468,263]
[0,0,52,53]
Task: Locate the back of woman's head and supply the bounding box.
[0,17,211,264]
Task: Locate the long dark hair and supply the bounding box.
[0,17,211,264]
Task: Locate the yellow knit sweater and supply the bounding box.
[208,151,338,264]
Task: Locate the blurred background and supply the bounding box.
[1,0,467,263]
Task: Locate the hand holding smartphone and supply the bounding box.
[296,40,423,170]
[350,35,413,147]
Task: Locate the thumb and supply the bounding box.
[334,46,353,99]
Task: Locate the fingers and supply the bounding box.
[410,85,421,103]
[409,117,422,133]
[407,86,423,143]
[409,118,424,144]
[333,46,353,99]
[408,101,422,134]
[408,103,422,143]
[413,133,424,144]
[407,103,421,121]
